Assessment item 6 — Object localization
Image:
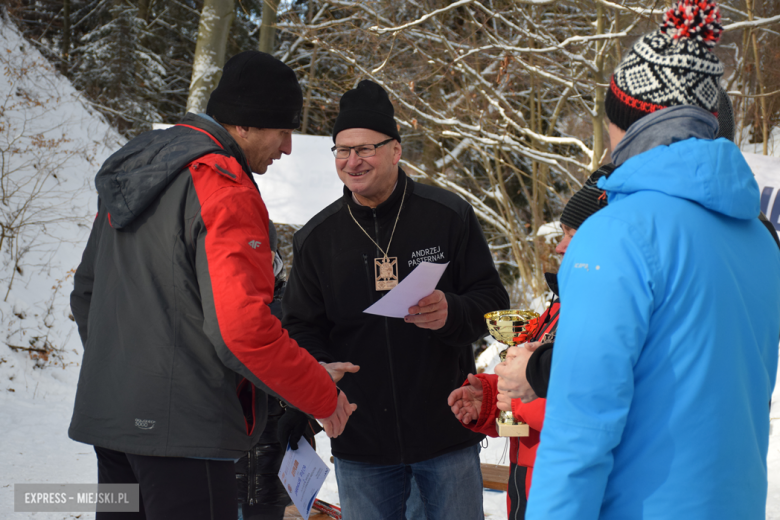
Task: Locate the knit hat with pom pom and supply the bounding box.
[605,0,724,131]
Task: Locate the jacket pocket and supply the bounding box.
[236,378,257,436]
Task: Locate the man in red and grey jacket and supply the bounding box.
[68,51,356,519]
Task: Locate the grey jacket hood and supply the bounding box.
[94,114,250,229]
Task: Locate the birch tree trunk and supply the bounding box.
[186,0,235,115]
[258,0,281,54]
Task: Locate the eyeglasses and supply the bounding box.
[331,138,394,159]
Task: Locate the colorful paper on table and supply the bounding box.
[278,440,330,520]
[363,261,449,318]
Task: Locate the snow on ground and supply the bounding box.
[741,126,780,159]
[0,16,121,519]
[535,221,563,245]
[0,350,92,520]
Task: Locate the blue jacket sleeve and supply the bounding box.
[526,215,657,519]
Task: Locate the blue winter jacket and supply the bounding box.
[527,137,780,519]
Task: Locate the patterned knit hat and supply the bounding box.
[605,0,724,131]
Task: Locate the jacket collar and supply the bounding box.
[343,167,415,219]
[180,113,255,186]
[544,272,559,297]
[611,105,718,167]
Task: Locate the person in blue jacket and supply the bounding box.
[526,1,780,519]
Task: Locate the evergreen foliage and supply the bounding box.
[5,0,265,138]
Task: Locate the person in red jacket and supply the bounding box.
[448,165,611,519]
[69,51,357,520]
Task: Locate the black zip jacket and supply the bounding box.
[282,169,510,465]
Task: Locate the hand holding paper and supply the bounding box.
[404,289,448,330]
[364,261,449,319]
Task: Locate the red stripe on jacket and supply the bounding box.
[189,152,337,418]
[176,124,224,148]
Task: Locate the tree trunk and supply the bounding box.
[746,0,769,155]
[591,2,606,170]
[61,0,71,70]
[186,0,236,115]
[138,0,151,23]
[258,0,281,54]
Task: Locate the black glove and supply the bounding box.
[526,341,554,399]
[277,407,323,450]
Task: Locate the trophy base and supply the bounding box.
[496,419,529,437]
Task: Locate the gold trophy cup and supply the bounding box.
[484,309,540,437]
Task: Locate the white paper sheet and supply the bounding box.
[363,261,449,318]
[278,440,330,520]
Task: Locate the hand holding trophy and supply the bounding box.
[484,309,540,437]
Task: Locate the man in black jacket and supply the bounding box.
[69,51,355,520]
[282,80,510,520]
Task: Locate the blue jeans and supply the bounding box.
[334,444,483,520]
[405,475,426,520]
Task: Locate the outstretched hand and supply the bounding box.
[320,389,357,438]
[447,373,484,425]
[320,361,360,383]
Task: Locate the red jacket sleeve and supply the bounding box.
[460,373,501,437]
[512,397,546,432]
[190,154,337,419]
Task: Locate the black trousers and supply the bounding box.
[94,446,238,520]
[240,503,287,520]
[235,395,290,520]
[507,463,528,520]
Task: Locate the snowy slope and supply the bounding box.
[0,16,124,519]
[0,15,123,364]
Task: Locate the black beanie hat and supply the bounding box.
[560,164,615,230]
[604,0,724,131]
[206,51,302,129]
[332,80,401,143]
